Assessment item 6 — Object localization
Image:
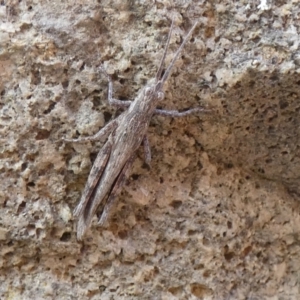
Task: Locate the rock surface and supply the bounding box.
[1,0,300,299]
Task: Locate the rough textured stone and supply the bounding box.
[1,0,300,299]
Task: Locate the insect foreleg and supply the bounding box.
[154,107,210,117]
[99,65,132,108]
[98,154,136,226]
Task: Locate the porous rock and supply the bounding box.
[1,1,299,299]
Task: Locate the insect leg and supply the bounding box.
[98,154,136,226]
[73,141,112,219]
[154,107,210,117]
[143,135,151,165]
[62,117,118,143]
[99,65,132,108]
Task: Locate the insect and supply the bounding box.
[64,19,209,240]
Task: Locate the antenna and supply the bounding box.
[160,21,198,84]
[155,17,175,81]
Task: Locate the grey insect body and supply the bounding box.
[64,20,208,240]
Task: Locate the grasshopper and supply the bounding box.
[64,19,208,240]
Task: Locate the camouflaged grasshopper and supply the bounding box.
[64,19,208,240]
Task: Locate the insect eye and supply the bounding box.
[145,87,152,96]
[158,91,164,101]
